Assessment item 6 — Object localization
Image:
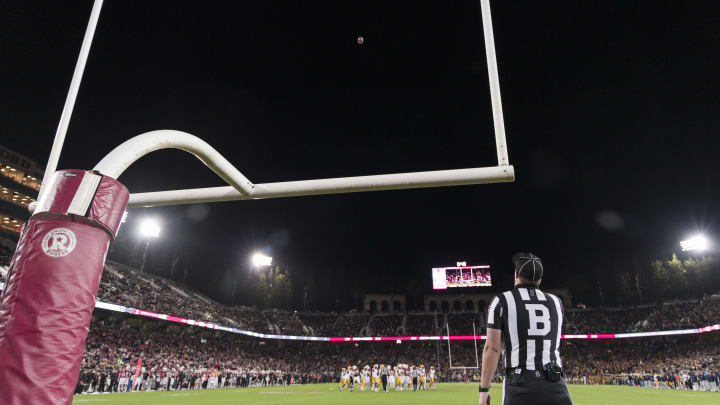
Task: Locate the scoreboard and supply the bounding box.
[432,265,491,289]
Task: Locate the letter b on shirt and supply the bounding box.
[526,304,551,336]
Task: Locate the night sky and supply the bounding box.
[2,1,719,309]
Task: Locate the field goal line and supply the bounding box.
[447,322,480,370]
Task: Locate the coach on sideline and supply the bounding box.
[478,253,573,405]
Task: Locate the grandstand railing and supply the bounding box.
[94,300,720,342]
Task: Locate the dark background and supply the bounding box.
[2,1,719,309]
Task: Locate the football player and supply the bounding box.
[429,366,437,390]
[372,364,380,392]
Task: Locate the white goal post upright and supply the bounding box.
[38,0,104,201]
[447,322,481,370]
[33,0,513,213]
[480,0,509,167]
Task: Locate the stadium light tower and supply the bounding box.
[252,252,272,268]
[680,234,710,252]
[139,219,161,273]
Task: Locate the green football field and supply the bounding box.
[71,383,719,404]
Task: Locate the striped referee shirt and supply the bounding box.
[487,284,564,371]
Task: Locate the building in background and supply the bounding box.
[0,145,42,245]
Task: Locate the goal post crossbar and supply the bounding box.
[126,164,514,208]
[99,126,513,207]
[35,0,513,210]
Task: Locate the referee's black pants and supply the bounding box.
[381,375,387,392]
[503,377,573,405]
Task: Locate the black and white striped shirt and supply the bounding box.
[486,284,564,371]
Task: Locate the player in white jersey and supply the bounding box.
[363,366,372,391]
[404,365,412,389]
[347,367,353,391]
[398,364,406,391]
[387,366,396,391]
[360,366,366,391]
[352,366,360,392]
[160,372,169,390]
[429,366,437,390]
[418,365,426,390]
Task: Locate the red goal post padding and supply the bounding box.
[0,170,128,405]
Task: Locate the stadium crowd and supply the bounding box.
[370,314,403,336]
[564,335,720,391]
[78,318,339,394]
[76,311,720,395]
[94,261,720,342]
[76,315,469,394]
[5,256,720,395]
[0,244,12,268]
[563,296,720,334]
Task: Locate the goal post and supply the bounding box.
[447,322,481,370]
[5,1,512,404]
[33,0,513,212]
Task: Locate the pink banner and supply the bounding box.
[96,299,720,343]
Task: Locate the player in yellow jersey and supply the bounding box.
[339,367,347,391]
[371,364,380,392]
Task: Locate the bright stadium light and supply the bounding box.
[680,234,710,252]
[139,219,161,238]
[138,219,161,273]
[252,253,272,268]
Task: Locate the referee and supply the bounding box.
[478,253,573,405]
[380,364,388,392]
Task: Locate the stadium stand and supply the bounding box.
[92,261,720,340]
[446,312,484,335]
[404,313,440,335]
[77,314,467,394]
[298,313,339,336]
[369,314,403,336]
[564,306,655,334]
[563,335,720,389]
[0,245,11,268]
[334,312,371,336]
[77,311,720,394]
[17,258,711,395]
[264,309,308,334]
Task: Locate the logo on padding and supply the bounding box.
[41,228,77,258]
